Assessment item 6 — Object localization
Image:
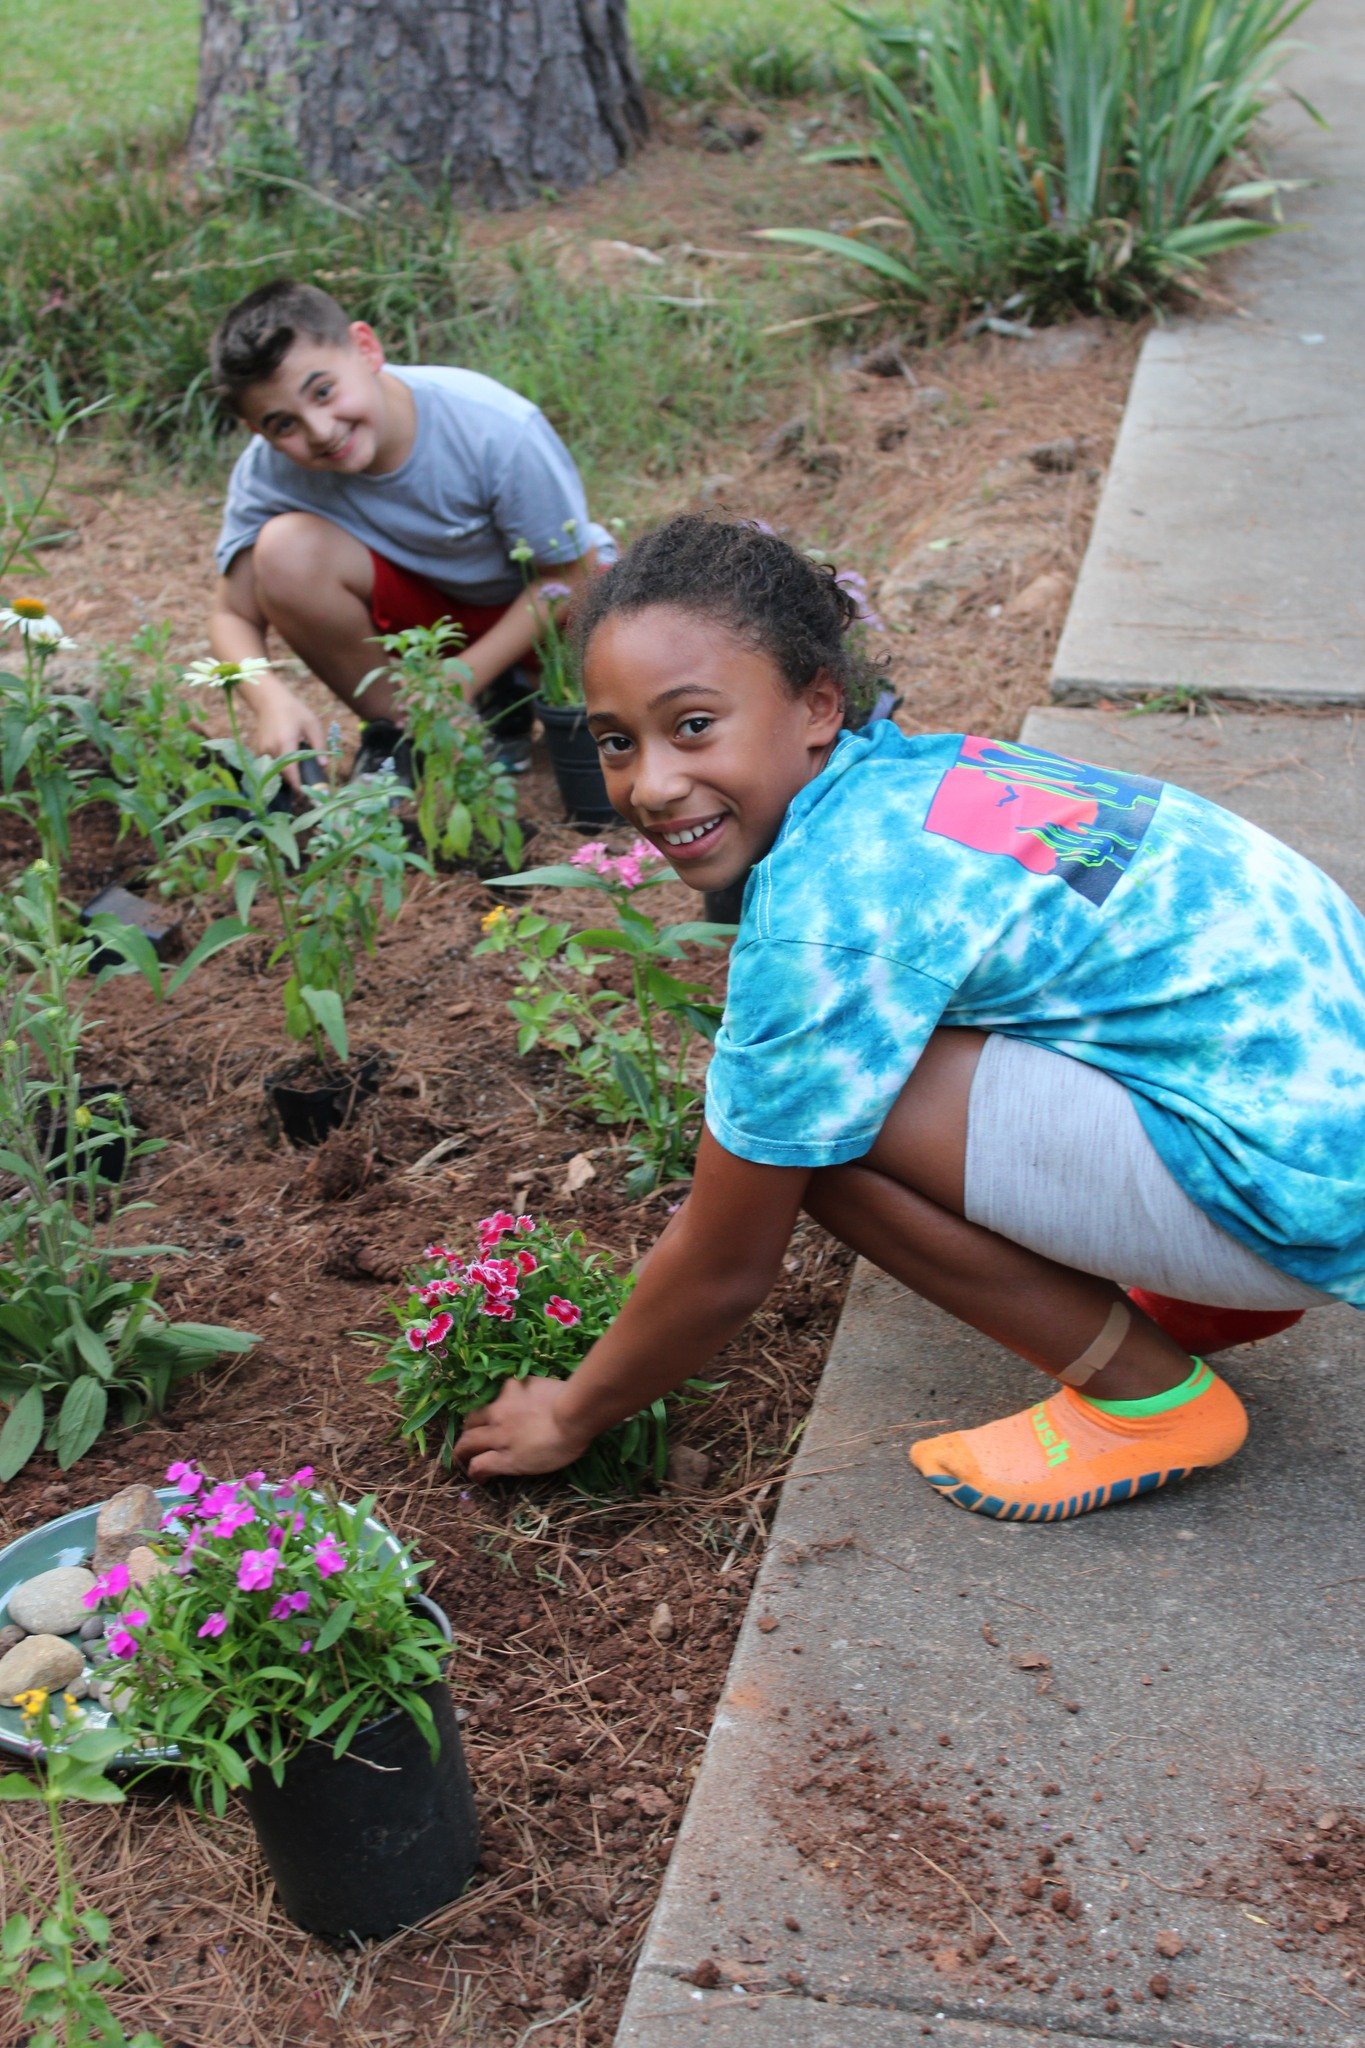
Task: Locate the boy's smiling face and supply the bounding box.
[237,322,411,475]
[583,605,844,891]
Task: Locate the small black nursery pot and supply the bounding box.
[240,1596,480,1941]
[37,1083,136,1185]
[265,1052,381,1148]
[535,697,616,826]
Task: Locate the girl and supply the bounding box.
[455,517,1365,1521]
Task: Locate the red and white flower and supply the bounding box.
[544,1296,583,1328]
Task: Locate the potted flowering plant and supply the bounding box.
[508,536,615,825]
[372,1211,705,1493]
[106,1461,479,1939]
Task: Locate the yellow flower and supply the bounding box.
[11,597,46,619]
[13,1688,48,1720]
[73,1105,92,1129]
[63,1693,79,1710]
[481,905,509,931]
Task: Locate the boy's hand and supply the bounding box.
[455,1376,590,1479]
[250,686,328,789]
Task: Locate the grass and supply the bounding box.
[0,125,805,503]
[0,0,857,172]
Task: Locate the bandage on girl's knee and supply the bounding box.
[1058,1300,1131,1386]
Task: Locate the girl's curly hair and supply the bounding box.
[574,515,883,726]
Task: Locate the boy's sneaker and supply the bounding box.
[476,665,536,776]
[351,718,416,789]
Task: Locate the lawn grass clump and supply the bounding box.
[766,0,1315,321]
[0,123,786,493]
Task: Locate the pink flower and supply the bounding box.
[480,1298,516,1321]
[243,1470,265,1488]
[538,580,572,604]
[424,1242,455,1261]
[197,1612,227,1639]
[210,1500,256,1539]
[270,1589,311,1620]
[197,1481,241,1522]
[313,1535,347,1579]
[237,1548,279,1593]
[286,1466,314,1489]
[165,1460,203,1495]
[515,1249,537,1275]
[515,1214,535,1234]
[477,1210,517,1250]
[266,1512,306,1547]
[419,1277,464,1306]
[612,856,643,890]
[172,1527,203,1577]
[406,1323,428,1352]
[424,1310,454,1349]
[627,838,656,864]
[299,1639,313,1654]
[84,1562,130,1609]
[545,1296,583,1328]
[107,1610,148,1660]
[570,840,610,873]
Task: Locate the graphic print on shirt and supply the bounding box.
[924,736,1163,906]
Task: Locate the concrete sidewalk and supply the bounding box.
[1052,0,1365,706]
[616,711,1365,2047]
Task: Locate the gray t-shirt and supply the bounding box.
[215,365,609,606]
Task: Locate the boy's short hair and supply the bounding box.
[210,279,353,413]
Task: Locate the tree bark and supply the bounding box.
[189,0,648,208]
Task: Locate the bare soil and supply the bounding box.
[2,110,1146,2048]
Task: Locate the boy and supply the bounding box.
[207,278,609,781]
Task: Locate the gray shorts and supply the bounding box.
[964,1034,1330,1310]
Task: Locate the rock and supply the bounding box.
[799,444,844,480]
[1029,436,1080,473]
[649,1602,675,1643]
[65,1670,90,1702]
[665,1444,712,1491]
[881,534,1009,621]
[857,340,909,378]
[78,1616,105,1643]
[1026,323,1100,370]
[1155,1931,1184,1959]
[1006,570,1070,618]
[1148,1973,1171,2000]
[875,419,910,452]
[8,1566,97,1638]
[125,1545,169,1591]
[0,1624,25,1656]
[93,1483,161,1570]
[90,1678,134,1716]
[0,1634,84,1704]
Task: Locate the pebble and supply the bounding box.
[78,1616,106,1643]
[93,1483,161,1571]
[8,1566,97,1638]
[0,1623,25,1656]
[0,1634,84,1704]
[125,1545,169,1590]
[91,1678,134,1717]
[649,1602,675,1643]
[65,1670,90,1702]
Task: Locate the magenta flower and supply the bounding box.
[210,1500,256,1540]
[243,1470,265,1488]
[313,1535,347,1579]
[515,1249,537,1275]
[286,1466,314,1489]
[545,1295,583,1328]
[197,1481,241,1522]
[84,1561,130,1609]
[423,1242,455,1261]
[270,1589,311,1620]
[515,1214,535,1234]
[424,1310,454,1349]
[197,1612,227,1639]
[569,840,609,873]
[405,1323,428,1352]
[165,1459,203,1495]
[237,1548,279,1593]
[107,1610,148,1660]
[299,1639,313,1654]
[477,1210,517,1251]
[480,1298,517,1321]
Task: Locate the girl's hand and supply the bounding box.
[455,1376,589,1479]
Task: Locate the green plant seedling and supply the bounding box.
[370,622,524,871]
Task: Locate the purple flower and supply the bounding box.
[312,1535,347,1580]
[538,580,572,603]
[107,1609,148,1660]
[209,1500,256,1540]
[237,1548,279,1593]
[197,1612,227,1639]
[165,1460,203,1495]
[84,1562,130,1609]
[269,1589,311,1621]
[299,1639,313,1654]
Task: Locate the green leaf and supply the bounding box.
[0,1911,32,1959]
[485,862,613,892]
[53,1376,108,1469]
[0,1386,45,1481]
[76,1909,111,1946]
[310,1598,356,1655]
[754,225,922,290]
[300,986,348,1063]
[611,1049,654,1119]
[70,1318,114,1380]
[0,1775,42,1800]
[165,915,251,997]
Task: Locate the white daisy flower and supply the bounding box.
[181,656,273,690]
[0,598,76,649]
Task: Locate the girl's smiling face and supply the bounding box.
[583,605,845,890]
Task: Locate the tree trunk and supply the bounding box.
[189,0,648,208]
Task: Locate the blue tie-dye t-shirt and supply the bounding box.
[704,722,1365,1304]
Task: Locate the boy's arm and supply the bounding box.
[454,545,598,698]
[453,1128,811,1478]
[210,551,325,782]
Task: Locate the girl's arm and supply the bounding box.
[453,1129,811,1478]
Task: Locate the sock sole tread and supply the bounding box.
[925,1466,1190,1521]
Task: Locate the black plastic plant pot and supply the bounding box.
[37,1083,135,1185]
[80,885,181,974]
[265,1052,381,1149]
[240,1597,479,1941]
[535,696,616,826]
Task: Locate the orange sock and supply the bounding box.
[908,1361,1247,1522]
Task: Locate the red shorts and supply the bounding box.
[368,551,539,673]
